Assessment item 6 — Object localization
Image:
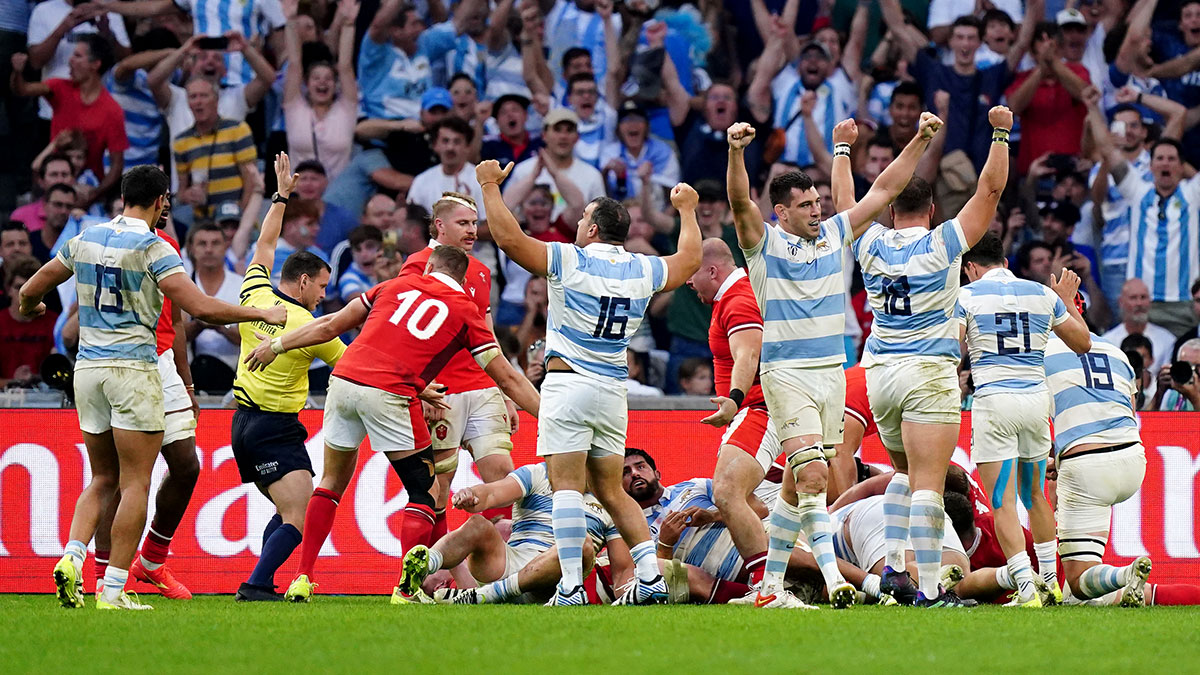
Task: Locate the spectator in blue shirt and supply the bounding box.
[337,225,383,303]
[597,102,679,201]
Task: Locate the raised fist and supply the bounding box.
[727,122,756,150]
[988,105,1013,131]
[832,118,858,146]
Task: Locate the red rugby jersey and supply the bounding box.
[709,268,766,410]
[400,244,493,394]
[843,365,877,438]
[332,273,498,398]
[154,231,180,356]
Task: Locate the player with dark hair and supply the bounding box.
[222,153,348,602]
[835,106,1013,607]
[23,164,284,610]
[726,109,944,609]
[247,245,542,604]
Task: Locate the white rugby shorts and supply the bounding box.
[429,387,510,453]
[865,358,961,452]
[970,390,1053,464]
[536,372,627,458]
[760,366,845,446]
[75,363,164,434]
[1056,444,1146,538]
[158,348,196,445]
[323,376,430,453]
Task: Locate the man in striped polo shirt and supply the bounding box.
[172,78,258,220]
[841,106,1012,608]
[726,112,944,609]
[1089,95,1200,336]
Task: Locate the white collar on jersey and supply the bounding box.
[713,267,747,302]
[584,242,626,254]
[110,215,152,232]
[430,271,466,293]
[981,267,1016,281]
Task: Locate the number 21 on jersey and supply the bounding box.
[389,289,449,339]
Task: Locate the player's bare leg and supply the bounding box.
[759,433,853,608]
[97,428,162,608]
[711,448,768,588]
[55,430,120,608]
[978,459,1040,606]
[827,415,866,504]
[1019,458,1061,604]
[1061,532,1151,607]
[131,437,200,598]
[900,420,960,605]
[586,454,669,604]
[288,444,359,599]
[411,514,510,592]
[439,539,597,604]
[237,470,311,602]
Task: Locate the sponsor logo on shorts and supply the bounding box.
[435,424,449,441]
[782,417,802,430]
[256,461,279,474]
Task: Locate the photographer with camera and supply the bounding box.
[1152,339,1200,411]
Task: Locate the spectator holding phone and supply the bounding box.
[1153,339,1200,411]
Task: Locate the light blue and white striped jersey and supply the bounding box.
[1044,336,1141,455]
[1088,150,1150,269]
[56,216,184,366]
[644,479,703,537]
[956,268,1070,395]
[105,69,163,168]
[652,479,743,582]
[769,68,853,167]
[1116,169,1200,303]
[508,463,555,549]
[582,493,621,550]
[855,219,970,366]
[358,34,433,120]
[175,0,285,87]
[743,214,852,371]
[545,241,668,380]
[336,262,374,303]
[421,21,485,90]
[483,44,532,100]
[569,100,617,169]
[545,0,619,82]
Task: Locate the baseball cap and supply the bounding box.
[617,100,649,124]
[800,41,832,60]
[1056,8,1087,27]
[542,107,581,130]
[214,201,241,223]
[694,179,724,203]
[1039,200,1081,226]
[421,87,453,112]
[492,93,531,118]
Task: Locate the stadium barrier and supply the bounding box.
[1,409,1197,594]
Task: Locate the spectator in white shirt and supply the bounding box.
[184,221,243,387]
[406,116,487,220]
[1103,278,1178,374]
[503,108,605,221]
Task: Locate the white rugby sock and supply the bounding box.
[909,490,945,599]
[479,573,521,603]
[995,565,1015,590]
[1008,552,1037,601]
[100,566,129,604]
[882,474,911,573]
[1076,564,1127,599]
[551,490,587,592]
[1034,540,1058,585]
[630,541,660,583]
[762,495,803,593]
[862,573,882,600]
[795,493,844,590]
[427,548,444,574]
[64,540,87,573]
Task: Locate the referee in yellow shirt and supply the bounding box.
[230,153,346,602]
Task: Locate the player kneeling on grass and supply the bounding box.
[244,245,541,603]
[403,465,632,605]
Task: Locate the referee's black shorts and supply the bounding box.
[232,407,313,486]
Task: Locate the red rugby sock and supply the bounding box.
[296,488,341,580]
[1150,584,1200,605]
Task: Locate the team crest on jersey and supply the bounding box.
[815,238,830,252]
[435,424,449,441]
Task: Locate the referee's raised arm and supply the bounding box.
[726,123,764,253]
[248,152,300,272]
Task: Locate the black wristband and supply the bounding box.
[729,388,746,408]
[272,192,289,205]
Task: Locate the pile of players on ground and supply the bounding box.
[38,106,1200,610]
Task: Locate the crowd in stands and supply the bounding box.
[3,0,1200,407]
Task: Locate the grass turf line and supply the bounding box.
[3,595,1197,673]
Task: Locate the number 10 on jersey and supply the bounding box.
[389,289,449,339]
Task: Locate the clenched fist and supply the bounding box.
[832,119,858,146]
[727,122,756,150]
[918,112,944,140]
[670,183,699,211]
[989,105,1013,131]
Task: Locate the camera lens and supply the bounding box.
[1170,360,1194,385]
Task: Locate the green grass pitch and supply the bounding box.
[3,595,1198,673]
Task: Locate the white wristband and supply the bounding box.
[270,337,286,355]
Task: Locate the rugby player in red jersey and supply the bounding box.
[92,227,200,600]
[244,245,540,603]
[687,238,775,598]
[400,192,518,533]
